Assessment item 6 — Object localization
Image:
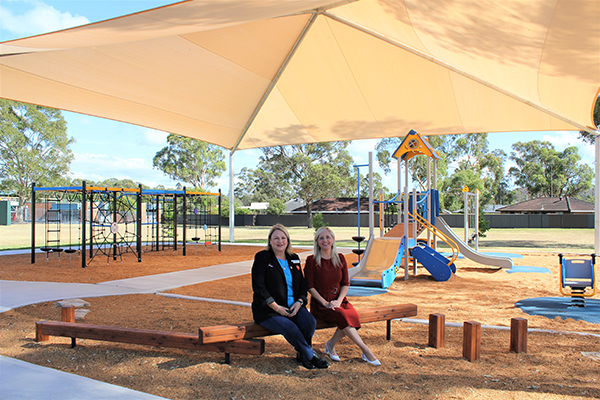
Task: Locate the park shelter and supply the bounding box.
[0,0,599,249]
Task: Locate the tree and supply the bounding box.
[358,171,385,198]
[259,142,355,227]
[509,140,593,198]
[266,199,286,216]
[578,95,600,144]
[153,134,226,190]
[235,166,293,206]
[0,99,74,219]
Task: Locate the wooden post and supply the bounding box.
[463,321,481,362]
[61,306,75,323]
[428,313,445,348]
[510,317,528,353]
[35,322,49,342]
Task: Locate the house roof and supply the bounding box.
[497,197,594,214]
[291,198,370,212]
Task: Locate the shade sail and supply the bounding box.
[1,0,599,151]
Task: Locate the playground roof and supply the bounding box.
[1,0,598,151]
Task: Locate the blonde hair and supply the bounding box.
[266,223,293,256]
[313,227,341,267]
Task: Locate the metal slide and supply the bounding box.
[435,216,513,269]
[347,236,403,288]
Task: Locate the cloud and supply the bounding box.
[142,129,169,146]
[541,131,595,166]
[0,0,89,38]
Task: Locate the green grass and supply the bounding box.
[0,223,595,253]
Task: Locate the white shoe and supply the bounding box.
[324,342,340,362]
[362,353,381,366]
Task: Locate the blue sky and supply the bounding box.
[0,0,595,196]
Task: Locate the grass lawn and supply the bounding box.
[0,222,595,253]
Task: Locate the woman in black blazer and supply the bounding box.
[251,224,328,369]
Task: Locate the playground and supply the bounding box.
[1,132,599,399]
[1,244,599,399]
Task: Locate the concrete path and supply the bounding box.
[0,257,257,400]
[0,260,254,313]
[0,355,168,400]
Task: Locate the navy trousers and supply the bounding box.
[259,306,316,360]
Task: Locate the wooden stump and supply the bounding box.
[61,306,75,323]
[428,313,445,348]
[510,317,528,353]
[463,321,481,362]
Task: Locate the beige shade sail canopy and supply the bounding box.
[0,0,599,151]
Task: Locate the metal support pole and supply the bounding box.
[82,181,87,268]
[475,189,480,252]
[137,184,142,262]
[182,188,187,256]
[403,157,409,280]
[173,193,178,251]
[229,153,235,243]
[31,183,36,264]
[112,191,117,261]
[368,152,374,238]
[218,189,222,251]
[596,136,599,255]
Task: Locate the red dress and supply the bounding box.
[304,253,361,330]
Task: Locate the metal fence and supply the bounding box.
[221,213,594,229]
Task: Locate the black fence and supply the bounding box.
[220,213,594,229]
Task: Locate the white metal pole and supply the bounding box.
[594,136,600,254]
[464,190,469,243]
[475,190,480,252]
[368,152,374,239]
[427,158,431,245]
[229,153,234,243]
[380,188,384,237]
[412,188,418,275]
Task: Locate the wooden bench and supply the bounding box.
[36,303,417,364]
[36,321,265,358]
[199,303,418,361]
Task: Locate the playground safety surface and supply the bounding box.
[1,245,599,400]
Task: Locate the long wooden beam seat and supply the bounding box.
[199,303,418,344]
[36,321,264,356]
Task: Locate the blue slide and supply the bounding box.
[410,244,456,282]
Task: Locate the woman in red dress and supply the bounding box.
[304,227,380,366]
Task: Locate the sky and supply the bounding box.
[0,0,596,197]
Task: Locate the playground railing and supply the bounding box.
[409,210,459,266]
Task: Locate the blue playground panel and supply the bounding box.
[347,286,388,297]
[411,244,455,281]
[516,297,600,324]
[506,266,551,274]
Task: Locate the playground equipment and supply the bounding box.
[559,253,596,307]
[435,216,513,269]
[31,182,221,267]
[350,130,514,284]
[349,236,405,287]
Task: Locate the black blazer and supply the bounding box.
[251,249,309,324]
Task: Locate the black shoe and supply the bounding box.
[310,354,329,369]
[296,352,315,369]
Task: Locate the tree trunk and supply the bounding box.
[306,203,313,228]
